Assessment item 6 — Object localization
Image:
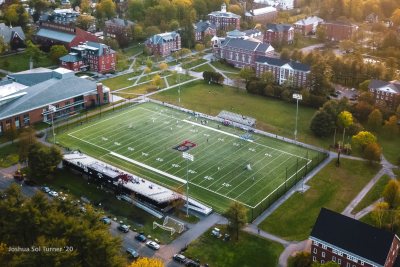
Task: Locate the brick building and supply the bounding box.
[293,16,324,35]
[310,208,400,267]
[104,18,135,47]
[368,79,400,109]
[35,22,100,50]
[59,41,116,73]
[245,6,277,24]
[194,20,217,42]
[208,3,241,31]
[255,56,310,87]
[0,68,109,134]
[145,31,181,56]
[321,21,358,41]
[264,23,294,44]
[212,37,274,68]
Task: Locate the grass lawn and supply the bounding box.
[47,168,177,243]
[121,44,144,57]
[259,158,381,241]
[114,82,165,97]
[379,135,400,165]
[102,73,138,90]
[182,59,207,69]
[0,52,53,72]
[279,36,321,51]
[351,174,390,215]
[224,72,241,80]
[184,225,283,267]
[192,64,214,73]
[210,61,239,73]
[165,73,194,86]
[151,80,331,148]
[0,143,19,168]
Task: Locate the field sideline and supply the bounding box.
[57,102,323,214]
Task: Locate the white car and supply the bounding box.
[48,191,59,197]
[146,241,160,250]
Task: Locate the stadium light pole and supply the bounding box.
[176,66,182,105]
[182,152,194,217]
[48,105,57,144]
[292,93,302,142]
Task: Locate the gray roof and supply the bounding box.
[195,21,216,33]
[147,31,180,45]
[36,28,75,43]
[0,71,97,120]
[59,53,81,62]
[221,38,273,53]
[0,23,25,43]
[368,79,400,93]
[105,18,134,27]
[256,56,310,72]
[266,23,293,32]
[209,10,241,19]
[8,68,55,86]
[294,16,323,26]
[243,29,262,36]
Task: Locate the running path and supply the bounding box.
[354,198,382,220]
[244,224,289,246]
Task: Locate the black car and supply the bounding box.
[117,224,129,233]
[135,234,147,242]
[185,260,200,267]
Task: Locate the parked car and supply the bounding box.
[48,191,59,197]
[135,234,147,242]
[42,187,51,193]
[211,227,222,238]
[146,241,160,250]
[185,260,200,267]
[173,254,187,263]
[100,217,111,225]
[126,247,139,258]
[118,224,129,233]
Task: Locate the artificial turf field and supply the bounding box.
[57,102,323,213]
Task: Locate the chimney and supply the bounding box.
[221,3,227,13]
[96,83,104,105]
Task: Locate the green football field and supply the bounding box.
[57,102,324,214]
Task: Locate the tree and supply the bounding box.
[152,74,162,88]
[49,45,68,63]
[239,67,255,83]
[382,115,399,138]
[391,8,400,26]
[308,60,332,96]
[80,0,91,13]
[146,58,153,69]
[128,0,145,21]
[18,127,37,163]
[316,25,326,42]
[25,40,44,64]
[371,202,389,229]
[4,125,18,144]
[144,67,151,74]
[194,43,205,54]
[0,185,126,267]
[127,257,164,267]
[76,14,95,31]
[0,36,9,54]
[159,62,168,73]
[260,71,274,84]
[96,0,116,19]
[367,109,383,132]
[225,202,247,241]
[352,131,377,150]
[27,143,62,180]
[337,111,353,146]
[363,142,381,163]
[4,4,29,29]
[29,0,49,22]
[383,180,400,209]
[288,252,312,267]
[310,110,335,137]
[104,38,120,50]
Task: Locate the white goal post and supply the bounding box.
[153,216,185,235]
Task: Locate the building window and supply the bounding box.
[322,252,325,258]
[347,263,350,267]
[321,260,324,264]
[23,114,30,125]
[15,117,20,128]
[338,259,341,264]
[332,256,336,262]
[361,262,364,266]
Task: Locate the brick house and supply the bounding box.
[0,23,25,50]
[310,208,400,267]
[264,23,294,44]
[35,22,100,50]
[208,3,241,31]
[104,18,135,47]
[368,79,400,109]
[59,41,116,73]
[293,16,324,35]
[245,6,277,24]
[194,20,216,42]
[212,37,275,68]
[255,56,310,87]
[145,31,181,56]
[321,21,358,41]
[0,68,109,134]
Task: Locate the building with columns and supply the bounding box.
[208,3,241,31]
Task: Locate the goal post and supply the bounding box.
[153,216,185,236]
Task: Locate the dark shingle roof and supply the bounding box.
[310,208,396,265]
[221,38,273,53]
[0,23,25,43]
[266,23,293,32]
[256,56,310,71]
[105,18,134,27]
[195,21,216,33]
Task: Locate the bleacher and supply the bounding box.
[218,110,256,127]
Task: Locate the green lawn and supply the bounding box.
[121,44,144,57]
[165,73,194,86]
[192,64,214,73]
[182,59,207,69]
[351,174,390,215]
[0,143,19,168]
[210,61,239,73]
[102,73,139,90]
[151,80,330,148]
[0,52,53,72]
[259,158,380,241]
[379,136,400,165]
[46,168,177,243]
[184,225,283,267]
[114,81,166,97]
[57,102,323,216]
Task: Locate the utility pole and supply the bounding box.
[182,152,194,217]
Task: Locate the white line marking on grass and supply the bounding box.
[110,152,187,184]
